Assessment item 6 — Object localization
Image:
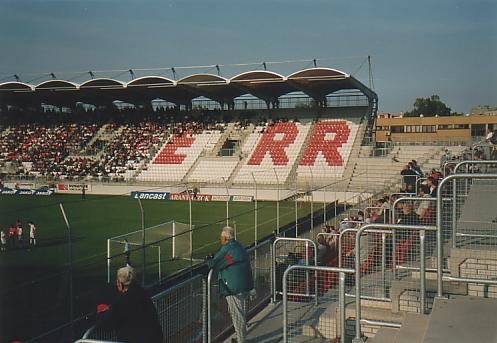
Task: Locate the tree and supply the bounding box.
[404,94,452,117]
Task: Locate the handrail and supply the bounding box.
[74,340,119,343]
[442,276,497,285]
[207,269,214,343]
[391,196,437,279]
[456,232,497,239]
[436,173,497,297]
[359,318,402,329]
[338,227,393,268]
[282,265,354,343]
[354,223,436,341]
[453,160,497,174]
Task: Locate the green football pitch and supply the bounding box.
[0,193,316,341]
[0,193,313,289]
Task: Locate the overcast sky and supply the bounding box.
[0,0,496,113]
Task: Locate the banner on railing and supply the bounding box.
[0,187,54,196]
[211,195,254,202]
[211,195,230,202]
[130,191,170,200]
[231,195,253,202]
[169,193,212,201]
[57,183,92,192]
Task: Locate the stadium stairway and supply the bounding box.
[282,178,497,342]
[368,296,497,343]
[84,123,111,150]
[206,122,235,157]
[347,145,448,194]
[232,292,497,343]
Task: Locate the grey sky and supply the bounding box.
[0,0,496,113]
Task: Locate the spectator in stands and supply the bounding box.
[378,197,391,222]
[430,168,443,181]
[401,164,418,190]
[426,176,438,197]
[440,148,453,166]
[396,201,418,225]
[415,185,434,224]
[411,160,424,177]
[401,183,416,194]
[392,201,419,268]
[207,226,254,343]
[485,128,495,145]
[96,265,163,343]
[485,129,497,160]
[317,234,331,266]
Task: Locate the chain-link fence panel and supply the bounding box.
[283,265,354,343]
[272,238,317,301]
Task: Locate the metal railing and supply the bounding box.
[453,160,497,174]
[391,196,437,280]
[282,265,354,343]
[82,274,207,343]
[338,227,393,301]
[436,173,497,297]
[354,223,436,341]
[272,237,318,302]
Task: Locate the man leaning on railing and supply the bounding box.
[207,226,255,343]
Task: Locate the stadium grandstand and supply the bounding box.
[1,63,497,343]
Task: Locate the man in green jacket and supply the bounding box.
[208,226,254,343]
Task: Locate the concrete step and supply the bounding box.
[390,277,467,313]
[344,305,405,341]
[423,295,497,343]
[393,313,429,343]
[367,327,398,343]
[287,335,327,342]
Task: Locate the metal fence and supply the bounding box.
[79,240,273,343]
[436,172,497,298]
[282,265,354,343]
[82,274,206,343]
[272,238,317,302]
[353,223,436,341]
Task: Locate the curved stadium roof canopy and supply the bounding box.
[0,67,377,109]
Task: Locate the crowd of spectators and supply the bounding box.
[0,111,238,180]
[0,123,99,175]
[99,121,170,180]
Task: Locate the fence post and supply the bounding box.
[207,269,213,343]
[452,178,457,249]
[203,277,208,343]
[420,229,426,314]
[339,271,346,343]
[381,232,387,298]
